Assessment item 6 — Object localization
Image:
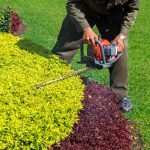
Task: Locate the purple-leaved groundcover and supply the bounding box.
[51,78,141,150]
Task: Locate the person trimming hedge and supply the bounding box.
[52,0,140,112]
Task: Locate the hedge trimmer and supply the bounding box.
[35,39,122,89]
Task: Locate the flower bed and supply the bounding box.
[0,33,84,149]
[51,78,133,150]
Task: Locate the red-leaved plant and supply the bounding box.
[51,78,132,150]
[9,11,26,36]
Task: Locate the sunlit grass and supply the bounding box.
[0,0,149,148]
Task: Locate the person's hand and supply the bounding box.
[114,34,126,52]
[83,27,98,46]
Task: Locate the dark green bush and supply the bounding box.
[0,33,84,149]
[0,7,10,32]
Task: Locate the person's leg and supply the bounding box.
[51,15,82,62]
[109,41,128,98]
[52,13,95,62]
[96,10,128,98]
[109,44,133,112]
[96,10,133,111]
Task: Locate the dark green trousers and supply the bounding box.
[52,8,128,98]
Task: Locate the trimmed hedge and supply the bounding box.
[52,78,132,150]
[0,33,84,149]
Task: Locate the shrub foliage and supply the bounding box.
[0,7,10,32]
[0,33,84,149]
[0,7,26,36]
[52,78,132,150]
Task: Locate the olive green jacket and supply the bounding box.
[66,0,140,35]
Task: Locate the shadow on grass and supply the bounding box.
[16,39,52,58]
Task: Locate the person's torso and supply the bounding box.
[84,0,128,14]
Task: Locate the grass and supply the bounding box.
[0,0,150,149]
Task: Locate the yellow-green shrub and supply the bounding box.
[0,33,84,149]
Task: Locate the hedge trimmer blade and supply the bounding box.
[35,67,89,89]
[35,39,122,89]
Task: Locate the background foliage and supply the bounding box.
[0,0,149,149]
[0,7,10,32]
[0,33,84,149]
[0,7,26,35]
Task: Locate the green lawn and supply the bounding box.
[0,0,150,149]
